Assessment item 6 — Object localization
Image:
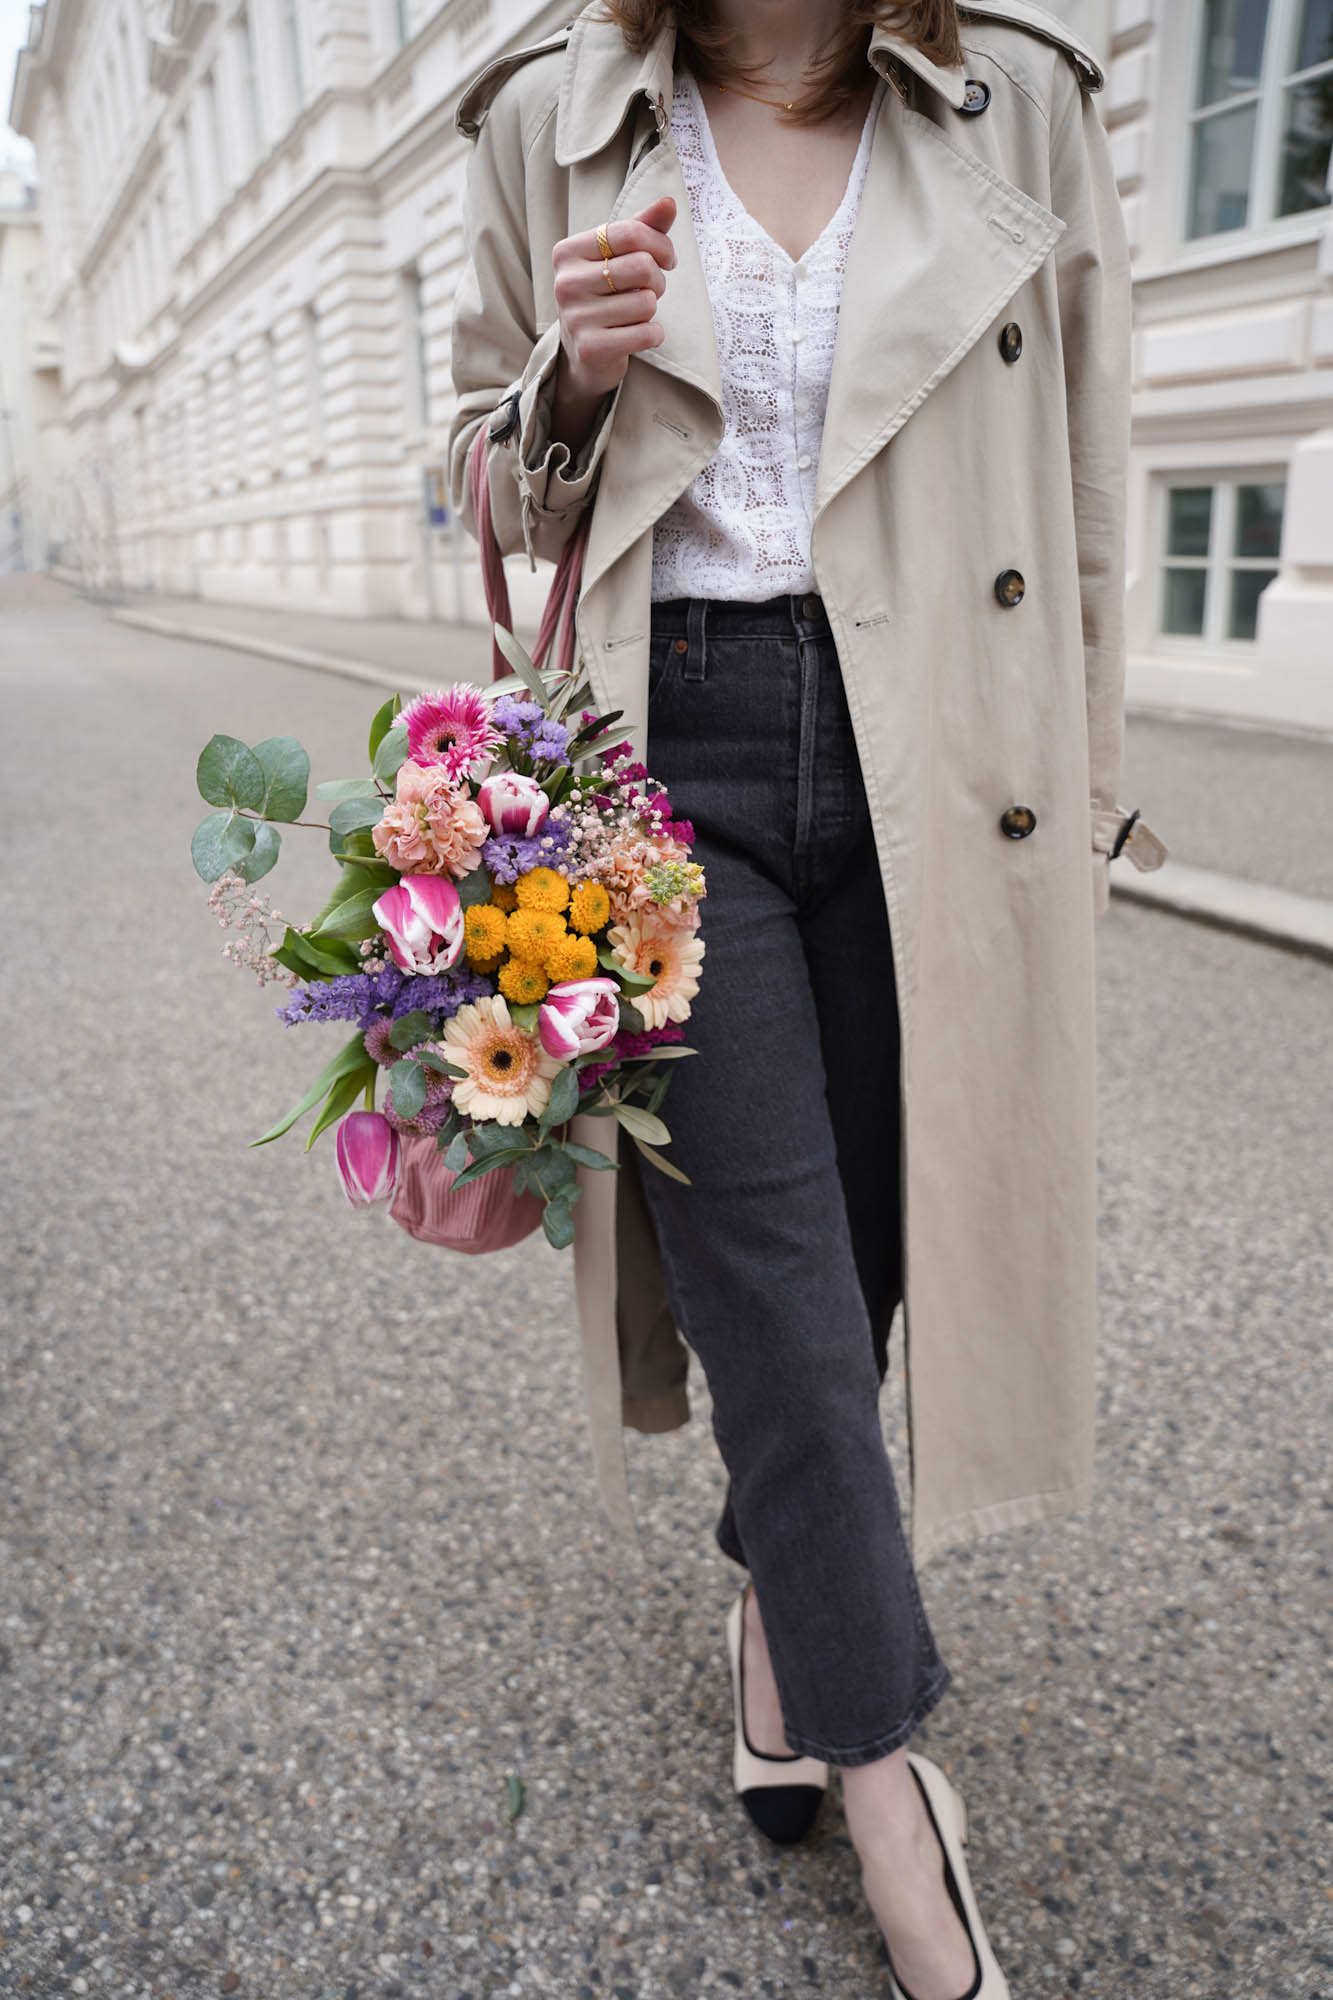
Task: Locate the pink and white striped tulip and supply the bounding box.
[477,771,550,837]
[372,875,465,975]
[538,977,621,1061]
[335,1111,401,1207]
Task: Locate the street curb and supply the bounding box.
[109,607,414,694]
[1111,859,1333,964]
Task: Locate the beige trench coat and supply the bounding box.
[446,0,1166,1569]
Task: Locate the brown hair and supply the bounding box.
[593,3,963,126]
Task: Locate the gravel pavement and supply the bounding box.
[1,593,1329,2000]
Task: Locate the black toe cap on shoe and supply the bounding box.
[740,1783,825,1844]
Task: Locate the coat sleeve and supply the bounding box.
[1049,62,1139,916]
[447,81,623,572]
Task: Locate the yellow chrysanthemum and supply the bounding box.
[514,866,570,913]
[506,907,567,963]
[467,951,504,977]
[567,880,611,935]
[491,881,519,912]
[546,932,599,983]
[464,903,508,961]
[498,957,550,1004]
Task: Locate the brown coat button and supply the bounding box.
[998,322,1023,363]
[994,569,1026,607]
[1000,806,1037,840]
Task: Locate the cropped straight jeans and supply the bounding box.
[634,590,951,1768]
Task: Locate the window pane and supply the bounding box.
[1234,481,1285,557]
[1297,0,1333,72]
[1229,567,1276,638]
[1189,102,1258,233]
[1167,487,1214,557]
[1163,568,1209,635]
[1197,0,1271,105]
[1277,77,1333,213]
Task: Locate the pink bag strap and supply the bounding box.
[467,416,592,686]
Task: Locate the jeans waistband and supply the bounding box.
[649,592,833,641]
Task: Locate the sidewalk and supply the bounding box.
[109,587,1333,963]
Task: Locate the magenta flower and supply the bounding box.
[478,771,550,837]
[538,977,621,1062]
[372,876,465,975]
[335,1112,400,1207]
[400,684,503,784]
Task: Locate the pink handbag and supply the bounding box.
[386,413,593,1254]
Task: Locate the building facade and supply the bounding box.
[0,169,68,573]
[9,0,1333,726]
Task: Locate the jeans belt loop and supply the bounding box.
[684,597,708,682]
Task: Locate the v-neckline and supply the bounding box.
[680,66,883,270]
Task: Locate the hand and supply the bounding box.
[551,195,678,406]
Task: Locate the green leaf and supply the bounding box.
[558,1140,618,1171]
[304,1062,376,1151]
[568,708,625,749]
[508,1001,540,1034]
[504,1774,525,1825]
[455,865,495,912]
[596,945,658,993]
[389,1010,435,1050]
[310,862,395,932]
[329,796,385,841]
[389,1061,427,1122]
[234,820,281,883]
[550,673,593,723]
[250,1032,368,1147]
[618,1046,697,1061]
[470,1122,532,1158]
[372,721,410,784]
[368,693,402,765]
[280,925,361,978]
[334,849,396,873]
[493,624,548,706]
[420,1052,466,1078]
[633,1137,692,1185]
[449,1150,533,1191]
[252,736,310,822]
[543,1064,581,1131]
[316,777,380,802]
[614,1103,671,1147]
[444,1130,470,1173]
[541,1197,578,1249]
[191,810,256,881]
[310,885,385,944]
[196,733,265,811]
[575,728,634,765]
[534,1147,577,1193]
[618,1000,646,1037]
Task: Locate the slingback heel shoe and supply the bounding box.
[879,1751,1010,2000]
[724,1585,828,1844]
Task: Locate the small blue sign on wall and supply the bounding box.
[422,467,449,528]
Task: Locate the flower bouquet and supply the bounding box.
[191,633,705,1250]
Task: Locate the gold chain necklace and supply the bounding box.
[715,80,812,112]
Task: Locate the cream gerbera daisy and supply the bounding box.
[607,914,705,1030]
[441,993,561,1126]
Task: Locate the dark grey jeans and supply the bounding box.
[634,589,951,1768]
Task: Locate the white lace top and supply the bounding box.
[650,66,884,603]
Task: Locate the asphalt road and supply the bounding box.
[1,592,1329,2000]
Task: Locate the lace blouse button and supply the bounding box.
[797,454,813,471]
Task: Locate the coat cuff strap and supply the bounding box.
[1091,804,1168,872]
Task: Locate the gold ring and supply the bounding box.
[602,257,618,293]
[596,223,614,260]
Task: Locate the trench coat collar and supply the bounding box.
[554,4,969,166]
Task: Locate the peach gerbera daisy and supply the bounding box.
[441,994,560,1126]
[607,914,705,1030]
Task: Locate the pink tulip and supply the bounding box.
[478,770,550,837]
[335,1111,400,1207]
[372,875,465,974]
[538,977,621,1061]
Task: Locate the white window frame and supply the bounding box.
[302,303,325,465]
[1185,0,1333,242]
[1154,467,1288,653]
[399,264,430,438]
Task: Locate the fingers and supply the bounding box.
[564,206,677,275]
[554,249,666,316]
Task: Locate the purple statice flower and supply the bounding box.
[528,721,570,763]
[276,963,492,1029]
[482,817,573,885]
[492,695,544,736]
[491,694,570,766]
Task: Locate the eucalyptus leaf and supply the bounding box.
[456,865,494,911]
[250,1033,368,1147]
[389,1010,434,1050]
[252,735,310,822]
[316,777,380,802]
[541,1197,578,1250]
[330,796,385,839]
[470,1122,531,1159]
[444,1130,470,1174]
[533,1147,576,1194]
[234,820,281,883]
[633,1137,692,1185]
[544,1064,581,1131]
[389,1061,428,1122]
[449,1150,533,1191]
[196,733,265,811]
[613,1103,671,1147]
[372,721,410,784]
[368,694,402,765]
[617,1000,646,1036]
[191,810,256,882]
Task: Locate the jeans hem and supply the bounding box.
[779,1658,953,1770]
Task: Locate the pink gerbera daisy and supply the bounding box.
[400,684,503,784]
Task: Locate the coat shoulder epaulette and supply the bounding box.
[957,0,1105,90]
[456,23,573,139]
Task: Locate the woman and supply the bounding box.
[448,4,1163,1995]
